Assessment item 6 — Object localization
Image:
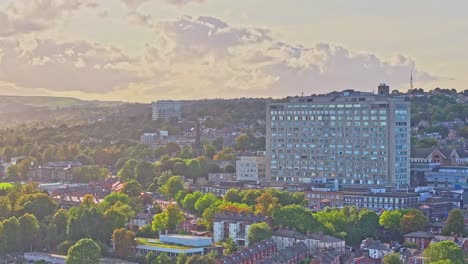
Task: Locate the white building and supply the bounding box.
[140,133,159,147]
[360,238,395,260]
[213,212,270,246]
[236,152,266,181]
[152,100,182,120]
[272,228,345,254]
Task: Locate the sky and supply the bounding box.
[0,0,466,102]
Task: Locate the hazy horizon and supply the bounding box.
[0,0,467,103]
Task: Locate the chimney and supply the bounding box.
[377,83,390,96]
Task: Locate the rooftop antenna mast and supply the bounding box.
[410,69,414,90]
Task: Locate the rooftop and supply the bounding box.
[136,238,200,250]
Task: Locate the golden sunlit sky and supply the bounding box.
[0,0,466,102]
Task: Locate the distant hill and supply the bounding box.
[0,95,120,113]
[0,95,124,128]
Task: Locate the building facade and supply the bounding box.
[236,152,266,181]
[343,191,419,209]
[152,100,182,120]
[266,85,410,187]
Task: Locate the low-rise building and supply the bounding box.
[403,231,435,250]
[267,241,308,264]
[304,190,344,208]
[399,248,424,264]
[213,213,271,246]
[272,228,345,255]
[32,161,83,182]
[343,191,419,209]
[129,213,153,228]
[217,239,277,264]
[360,238,396,260]
[425,166,468,189]
[135,235,212,257]
[236,152,266,182]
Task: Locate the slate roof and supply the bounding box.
[272,228,344,244]
[219,239,276,264]
[272,242,308,263]
[363,240,389,251]
[403,231,435,239]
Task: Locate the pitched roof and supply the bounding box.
[273,242,308,262]
[363,240,389,251]
[411,148,435,158]
[403,231,435,239]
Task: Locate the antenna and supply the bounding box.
[410,69,414,90]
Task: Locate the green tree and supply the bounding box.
[247,222,272,245]
[2,216,20,252]
[112,228,135,259]
[172,161,187,176]
[122,180,143,197]
[2,146,14,162]
[117,159,137,181]
[379,210,402,231]
[0,197,12,219]
[424,241,464,264]
[186,255,216,264]
[160,176,185,199]
[383,253,403,264]
[223,237,237,256]
[156,252,172,264]
[400,209,428,234]
[442,209,465,236]
[182,191,203,212]
[103,192,130,207]
[135,161,156,188]
[272,205,322,234]
[224,189,242,203]
[185,159,202,179]
[66,238,102,264]
[358,209,380,238]
[152,204,184,233]
[19,213,40,250]
[195,193,218,215]
[203,144,217,159]
[176,253,188,264]
[224,164,236,173]
[165,142,181,155]
[18,192,58,220]
[235,133,250,151]
[145,251,157,264]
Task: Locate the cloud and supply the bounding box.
[0,0,98,37]
[126,11,154,28]
[121,0,206,9]
[0,38,144,93]
[0,15,440,101]
[140,16,438,98]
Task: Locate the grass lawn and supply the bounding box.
[136,238,196,250]
[0,182,14,190]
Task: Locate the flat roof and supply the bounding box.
[136,238,201,250]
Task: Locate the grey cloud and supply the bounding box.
[121,0,206,9]
[143,16,439,98]
[0,39,144,93]
[0,0,98,36]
